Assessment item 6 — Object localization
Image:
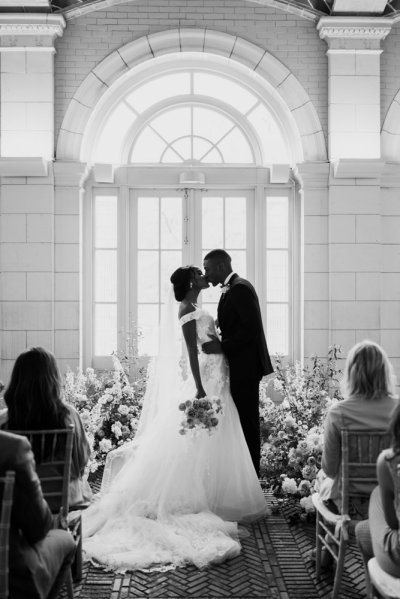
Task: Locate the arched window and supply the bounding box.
[91,67,291,166]
[84,59,300,369]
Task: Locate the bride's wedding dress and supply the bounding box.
[83,300,267,572]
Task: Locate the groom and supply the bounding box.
[202,249,273,477]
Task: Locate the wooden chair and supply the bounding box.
[9,426,76,599]
[312,429,390,599]
[0,471,15,599]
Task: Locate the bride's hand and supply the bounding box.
[196,387,206,399]
[202,335,223,354]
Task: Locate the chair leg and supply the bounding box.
[66,568,74,599]
[315,512,322,578]
[72,522,83,582]
[331,536,347,599]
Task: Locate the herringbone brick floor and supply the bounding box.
[68,480,368,599]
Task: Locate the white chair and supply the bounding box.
[368,557,400,599]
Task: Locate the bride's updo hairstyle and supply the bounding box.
[170,266,195,301]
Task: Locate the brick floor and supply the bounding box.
[66,482,368,599]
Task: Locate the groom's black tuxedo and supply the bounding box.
[217,274,273,476]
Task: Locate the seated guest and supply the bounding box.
[0,347,91,507]
[0,429,76,599]
[356,402,400,579]
[317,340,397,517]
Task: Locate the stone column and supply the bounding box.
[317,17,391,163]
[294,162,330,362]
[0,14,65,162]
[317,17,391,363]
[0,15,65,382]
[53,161,90,375]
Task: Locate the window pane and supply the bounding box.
[202,196,223,248]
[247,104,289,163]
[138,304,159,356]
[126,73,190,113]
[161,197,182,249]
[138,251,159,302]
[217,128,254,163]
[130,127,167,163]
[151,107,191,142]
[193,137,213,161]
[95,104,136,163]
[95,196,117,248]
[161,251,182,302]
[266,304,288,355]
[266,250,288,302]
[94,303,117,355]
[138,197,159,249]
[162,147,183,163]
[194,73,257,114]
[201,148,223,163]
[193,107,232,144]
[266,196,288,248]
[227,250,246,277]
[225,197,246,248]
[169,137,191,161]
[201,283,222,305]
[95,250,117,302]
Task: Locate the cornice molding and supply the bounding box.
[317,17,392,49]
[0,14,65,46]
[293,162,330,188]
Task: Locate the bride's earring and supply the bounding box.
[190,282,193,288]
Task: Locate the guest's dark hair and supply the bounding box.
[170,266,195,301]
[4,346,68,431]
[203,249,231,264]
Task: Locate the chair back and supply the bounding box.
[0,471,15,599]
[341,428,390,516]
[9,426,74,519]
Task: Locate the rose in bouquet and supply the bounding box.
[178,396,223,436]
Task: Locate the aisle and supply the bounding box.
[66,483,367,598]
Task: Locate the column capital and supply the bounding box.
[317,16,392,50]
[0,14,65,48]
[293,162,330,189]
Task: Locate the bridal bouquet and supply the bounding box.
[178,396,223,436]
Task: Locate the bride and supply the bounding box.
[83,265,268,572]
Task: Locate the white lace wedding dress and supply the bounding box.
[83,307,267,572]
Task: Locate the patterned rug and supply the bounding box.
[62,473,368,599]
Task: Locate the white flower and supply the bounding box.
[130,418,137,429]
[99,438,112,453]
[300,495,315,513]
[111,422,122,438]
[282,477,298,494]
[118,404,129,416]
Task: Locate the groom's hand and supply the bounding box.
[202,335,223,354]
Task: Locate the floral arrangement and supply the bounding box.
[64,354,147,472]
[259,346,343,510]
[178,396,223,436]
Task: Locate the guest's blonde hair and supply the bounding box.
[342,340,396,400]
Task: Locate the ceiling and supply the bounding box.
[2,0,400,21]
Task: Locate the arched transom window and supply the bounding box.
[93,67,291,165]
